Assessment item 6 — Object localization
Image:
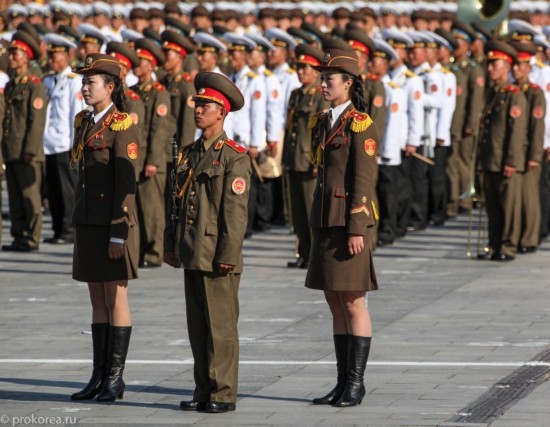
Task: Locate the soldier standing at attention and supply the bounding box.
[307,49,378,408]
[131,38,173,268]
[70,53,140,402]
[2,31,46,252]
[164,72,251,414]
[282,44,326,268]
[42,34,83,245]
[478,41,527,261]
[510,42,546,254]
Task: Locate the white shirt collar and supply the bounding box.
[93,102,114,124]
[329,100,352,127]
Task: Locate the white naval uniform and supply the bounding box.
[432,62,457,147]
[272,62,300,125]
[255,64,283,143]
[379,75,406,166]
[414,62,443,157]
[530,60,550,149]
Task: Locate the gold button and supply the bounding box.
[190,191,196,196]
[187,219,193,225]
[82,184,85,188]
[100,193,104,198]
[123,206,128,212]
[190,205,194,210]
[319,183,323,188]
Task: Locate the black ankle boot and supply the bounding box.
[97,326,132,402]
[71,323,109,400]
[312,334,349,405]
[334,336,371,407]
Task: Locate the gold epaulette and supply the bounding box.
[73,110,89,129]
[263,69,273,77]
[405,69,417,78]
[247,70,257,79]
[441,67,451,74]
[110,112,132,131]
[288,68,296,74]
[349,111,373,133]
[67,72,78,79]
[536,60,546,69]
[308,113,321,129]
[387,81,399,89]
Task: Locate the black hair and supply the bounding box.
[342,72,368,112]
[100,73,126,112]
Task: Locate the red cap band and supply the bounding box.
[163,41,187,56]
[194,88,231,112]
[516,51,531,62]
[349,40,370,55]
[11,39,34,59]
[136,48,157,67]
[297,54,321,66]
[487,50,513,64]
[111,52,131,69]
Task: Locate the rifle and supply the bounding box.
[169,133,179,246]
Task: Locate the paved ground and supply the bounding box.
[1,187,549,426]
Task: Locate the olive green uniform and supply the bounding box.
[282,82,327,263]
[2,72,46,249]
[478,81,528,257]
[124,88,146,178]
[164,132,251,404]
[131,80,173,266]
[362,73,387,142]
[446,58,485,215]
[518,81,546,248]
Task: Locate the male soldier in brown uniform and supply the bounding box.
[478,41,527,261]
[164,72,250,413]
[511,43,546,254]
[446,21,485,217]
[131,38,173,268]
[343,30,387,140]
[282,44,327,269]
[2,31,46,252]
[164,17,199,78]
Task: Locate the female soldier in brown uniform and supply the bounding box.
[306,48,378,408]
[70,54,140,402]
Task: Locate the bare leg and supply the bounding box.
[339,291,371,337]
[88,283,109,324]
[103,281,131,326]
[323,290,348,334]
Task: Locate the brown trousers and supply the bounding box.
[483,171,522,257]
[184,269,240,403]
[447,135,475,216]
[136,173,166,265]
[520,166,541,247]
[288,170,316,260]
[5,161,43,248]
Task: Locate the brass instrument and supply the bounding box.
[458,0,511,31]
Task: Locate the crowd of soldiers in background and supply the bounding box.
[0,0,550,266]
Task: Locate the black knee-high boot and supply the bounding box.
[97,326,132,402]
[71,323,109,400]
[312,334,349,405]
[334,335,371,407]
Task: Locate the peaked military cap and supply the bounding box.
[508,19,540,42]
[193,71,244,112]
[313,48,360,76]
[295,43,323,66]
[434,28,459,50]
[265,28,297,50]
[407,30,435,49]
[44,33,76,53]
[106,41,140,69]
[9,31,41,60]
[451,20,477,43]
[373,38,399,62]
[533,34,550,51]
[78,23,107,46]
[245,33,275,53]
[224,32,256,52]
[57,25,79,45]
[143,27,163,47]
[16,22,40,43]
[484,40,518,64]
[471,23,492,42]
[75,53,123,77]
[287,27,317,45]
[164,16,192,36]
[381,29,414,49]
[343,30,375,57]
[135,37,166,67]
[193,32,227,53]
[301,22,325,42]
[509,41,538,62]
[161,30,195,56]
[322,36,355,54]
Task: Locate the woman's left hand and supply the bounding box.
[108,242,125,260]
[347,234,364,256]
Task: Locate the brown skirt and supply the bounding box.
[72,224,138,283]
[305,227,378,292]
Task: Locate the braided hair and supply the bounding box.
[342,72,368,112]
[100,73,127,112]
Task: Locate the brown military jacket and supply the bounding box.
[162,71,196,152]
[362,73,387,142]
[164,131,252,273]
[478,81,528,173]
[309,103,378,235]
[125,87,146,178]
[72,105,140,240]
[131,79,174,174]
[453,58,485,137]
[518,81,546,164]
[282,82,327,172]
[448,62,467,142]
[2,71,46,162]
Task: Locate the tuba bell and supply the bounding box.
[457,0,511,31]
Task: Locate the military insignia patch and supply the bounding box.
[457,86,463,95]
[212,160,220,166]
[33,97,44,110]
[373,95,383,107]
[130,112,139,124]
[510,105,522,119]
[231,177,246,195]
[77,91,83,100]
[413,90,421,100]
[272,89,278,99]
[391,103,399,113]
[254,90,262,100]
[364,138,376,156]
[430,84,438,93]
[446,88,453,97]
[546,83,550,93]
[533,106,544,119]
[475,76,485,87]
[85,56,93,67]
[157,104,168,116]
[127,142,138,160]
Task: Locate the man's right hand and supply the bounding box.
[248,146,259,160]
[164,251,176,267]
[405,145,417,157]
